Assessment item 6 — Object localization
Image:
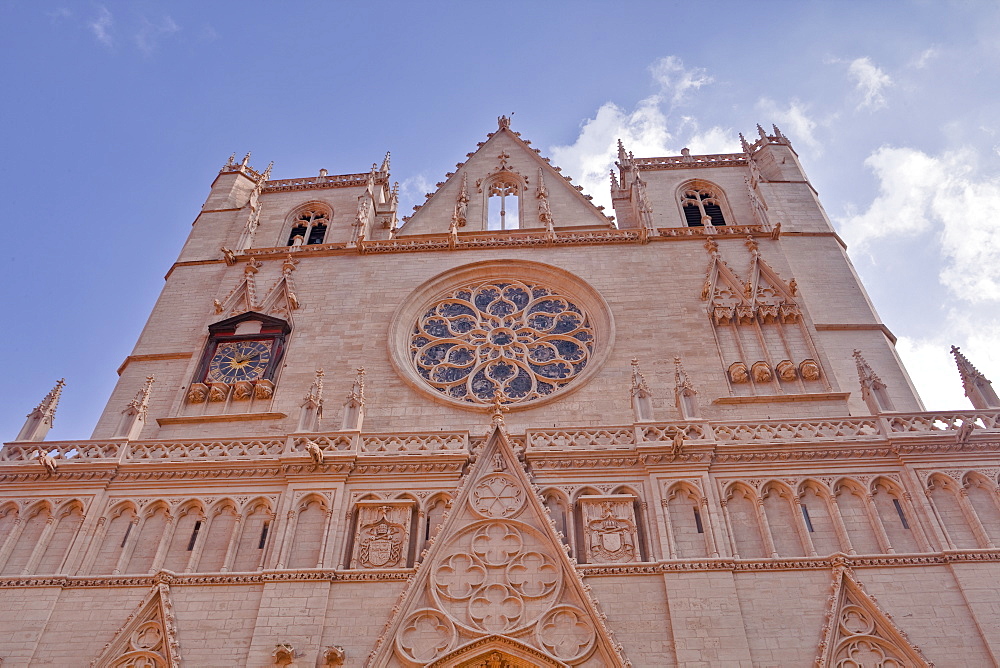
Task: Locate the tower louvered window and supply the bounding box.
[681,187,727,227]
[287,209,329,246]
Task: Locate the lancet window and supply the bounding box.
[680,183,727,227]
[486,175,521,230]
[286,207,330,246]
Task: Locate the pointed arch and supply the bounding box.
[760,481,806,557]
[124,501,171,574]
[963,472,1000,546]
[232,497,273,572]
[287,493,330,569]
[540,488,571,553]
[92,501,139,575]
[482,171,526,230]
[283,200,332,246]
[1,500,52,575]
[724,483,767,559]
[665,482,709,559]
[676,178,732,227]
[833,478,881,555]
[423,493,453,553]
[871,477,920,553]
[797,479,843,556]
[192,498,238,572]
[927,473,978,549]
[35,498,86,574]
[161,500,206,573]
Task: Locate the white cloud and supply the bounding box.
[912,47,939,69]
[756,98,821,154]
[88,6,114,47]
[649,55,713,105]
[549,56,730,213]
[896,311,1000,411]
[398,174,435,219]
[837,145,1000,301]
[848,57,892,110]
[134,16,180,55]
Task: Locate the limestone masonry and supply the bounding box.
[2,117,999,667]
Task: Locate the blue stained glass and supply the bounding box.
[553,314,581,334]
[528,345,556,362]
[424,319,451,338]
[474,288,499,310]
[553,339,583,360]
[439,302,476,318]
[527,314,554,331]
[488,362,515,381]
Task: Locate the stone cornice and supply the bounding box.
[0,567,414,589]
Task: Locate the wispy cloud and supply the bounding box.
[649,56,714,105]
[756,98,822,154]
[848,57,892,110]
[912,47,939,69]
[134,16,180,56]
[88,6,114,47]
[46,7,72,20]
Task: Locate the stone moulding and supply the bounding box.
[1,551,997,590]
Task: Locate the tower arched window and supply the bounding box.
[680,185,727,227]
[486,176,520,230]
[287,208,330,246]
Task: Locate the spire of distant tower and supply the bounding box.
[951,345,1000,409]
[853,350,895,414]
[113,375,155,439]
[16,379,65,442]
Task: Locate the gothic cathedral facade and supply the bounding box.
[2,117,999,666]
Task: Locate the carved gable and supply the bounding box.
[92,584,180,668]
[366,421,627,667]
[399,117,613,235]
[815,566,931,667]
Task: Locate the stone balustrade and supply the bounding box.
[2,409,998,464]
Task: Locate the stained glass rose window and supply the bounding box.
[410,279,595,406]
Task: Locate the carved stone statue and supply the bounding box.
[776,360,797,382]
[306,441,325,465]
[751,361,773,383]
[35,448,57,475]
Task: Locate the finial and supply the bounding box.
[490,394,508,424]
[951,346,1000,409]
[498,114,512,130]
[673,356,700,419]
[772,124,784,138]
[739,132,751,154]
[224,153,236,169]
[347,367,366,404]
[853,350,893,413]
[262,161,273,180]
[610,169,620,190]
[630,358,652,397]
[241,151,251,166]
[756,124,767,140]
[29,379,66,422]
[380,151,391,173]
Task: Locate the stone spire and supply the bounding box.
[380,151,391,173]
[298,368,325,432]
[16,378,65,442]
[113,375,155,439]
[853,350,894,414]
[674,356,701,419]
[951,345,1000,409]
[630,358,653,422]
[342,367,366,431]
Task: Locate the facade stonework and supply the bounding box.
[2,117,1000,666]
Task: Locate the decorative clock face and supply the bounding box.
[206,340,274,383]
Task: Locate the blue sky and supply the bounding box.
[3,1,1000,440]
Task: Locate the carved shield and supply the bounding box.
[366,537,399,567]
[598,531,623,554]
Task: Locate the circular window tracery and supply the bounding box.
[390,261,613,412]
[410,279,595,406]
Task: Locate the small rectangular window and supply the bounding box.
[801,504,815,532]
[186,520,202,551]
[693,508,704,534]
[258,521,270,549]
[892,498,910,529]
[120,522,133,548]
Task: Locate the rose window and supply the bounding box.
[410,279,595,406]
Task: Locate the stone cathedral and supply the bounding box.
[2,117,1000,667]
